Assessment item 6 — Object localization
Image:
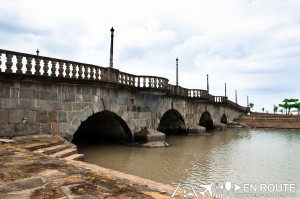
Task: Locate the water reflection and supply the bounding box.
[77,128,300,196]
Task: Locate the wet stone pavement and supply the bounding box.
[0,136,179,199]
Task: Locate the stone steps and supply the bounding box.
[34,144,70,155]
[64,153,85,161]
[50,148,78,158]
[24,139,65,151]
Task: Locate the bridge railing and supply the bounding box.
[0,49,107,80]
[0,49,247,112]
[188,89,209,99]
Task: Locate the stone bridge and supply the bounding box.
[0,49,247,142]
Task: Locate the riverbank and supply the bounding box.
[235,113,300,129]
[0,135,214,199]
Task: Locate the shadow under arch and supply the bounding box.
[220,114,228,124]
[157,109,185,135]
[72,110,131,145]
[199,111,214,130]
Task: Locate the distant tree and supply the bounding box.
[280,109,284,114]
[249,103,254,111]
[261,108,265,113]
[279,98,299,115]
[273,105,278,114]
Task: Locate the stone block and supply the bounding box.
[58,111,67,122]
[63,102,72,111]
[90,103,99,114]
[36,111,48,123]
[23,110,36,123]
[39,100,54,111]
[83,106,93,117]
[75,94,83,102]
[19,89,34,99]
[3,98,19,109]
[62,123,78,135]
[8,110,23,124]
[72,102,82,111]
[0,123,14,137]
[82,86,92,95]
[0,110,8,123]
[186,124,206,135]
[65,94,76,102]
[41,123,51,134]
[51,122,62,134]
[49,111,58,122]
[18,100,37,110]
[111,103,120,114]
[53,102,63,110]
[11,88,20,98]
[71,116,81,128]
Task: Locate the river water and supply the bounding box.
[77,128,300,198]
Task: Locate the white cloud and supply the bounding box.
[1,0,300,112]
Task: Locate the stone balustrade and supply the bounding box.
[0,49,247,112]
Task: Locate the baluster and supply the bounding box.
[143,77,146,87]
[58,62,64,77]
[0,52,2,72]
[43,59,49,76]
[154,78,157,88]
[137,77,140,87]
[100,68,105,80]
[71,63,77,79]
[95,67,100,80]
[5,54,13,73]
[51,60,57,76]
[16,55,23,74]
[65,62,71,78]
[132,76,135,86]
[78,65,83,79]
[35,57,41,75]
[90,66,94,80]
[25,56,32,74]
[84,65,89,80]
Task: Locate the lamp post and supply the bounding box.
[36,49,39,56]
[176,58,179,86]
[109,27,114,68]
[235,90,237,105]
[207,74,209,93]
[225,83,227,97]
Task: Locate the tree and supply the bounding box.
[279,98,299,115]
[261,108,265,113]
[249,103,254,111]
[273,105,278,114]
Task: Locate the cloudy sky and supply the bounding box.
[1,0,300,112]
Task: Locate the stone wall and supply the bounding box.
[0,75,245,141]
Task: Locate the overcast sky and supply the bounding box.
[1,0,300,112]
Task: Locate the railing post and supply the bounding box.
[71,63,77,79]
[95,67,100,80]
[25,56,32,75]
[78,64,83,79]
[65,62,71,78]
[90,66,95,80]
[58,62,64,77]
[16,55,23,74]
[35,57,41,75]
[84,65,89,80]
[43,59,49,76]
[51,60,57,77]
[5,54,13,73]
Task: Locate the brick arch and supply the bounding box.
[199,111,214,130]
[63,103,136,141]
[157,108,186,134]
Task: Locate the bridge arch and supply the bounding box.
[72,110,132,144]
[220,113,228,124]
[199,111,214,130]
[157,109,185,134]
